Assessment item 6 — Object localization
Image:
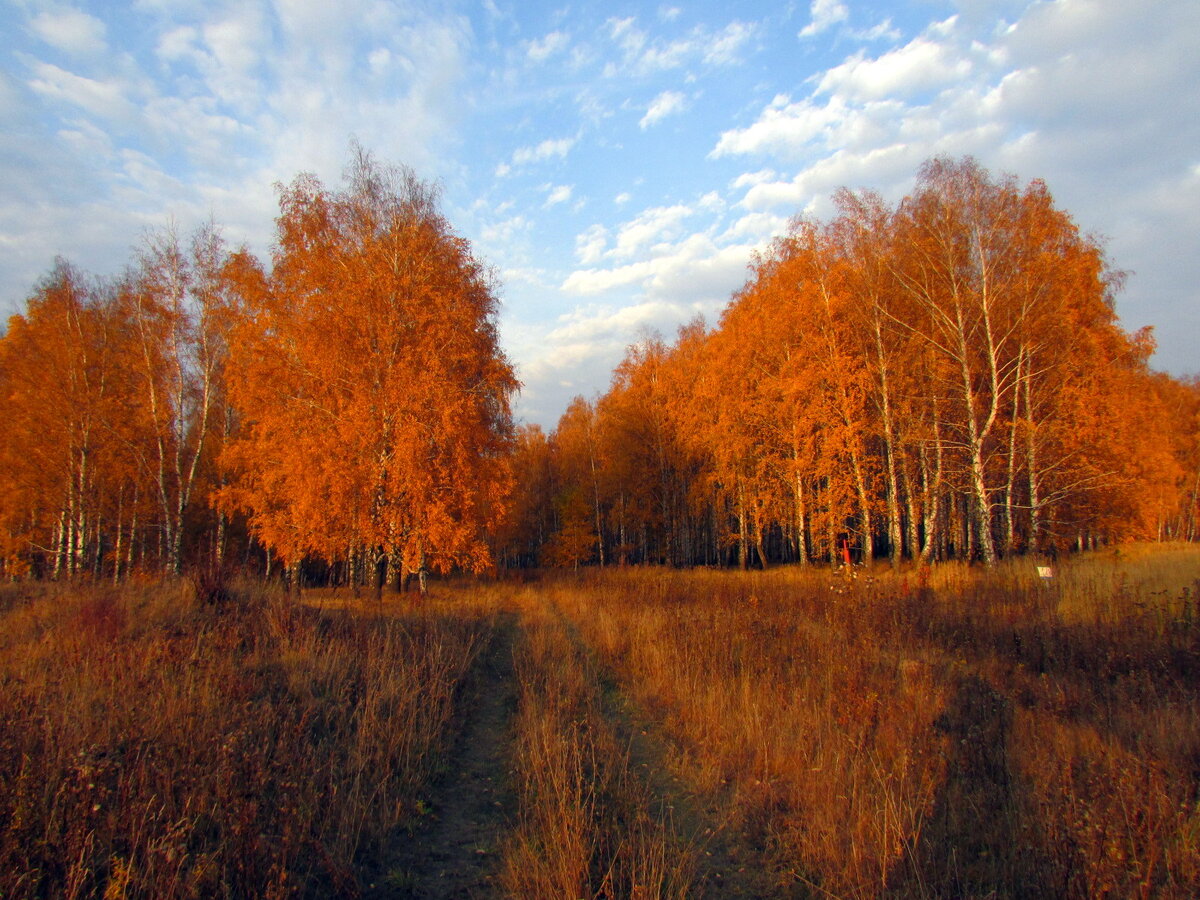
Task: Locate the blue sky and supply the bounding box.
[2,0,1198,425]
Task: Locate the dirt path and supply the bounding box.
[365,610,519,899]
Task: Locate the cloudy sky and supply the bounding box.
[2,0,1197,425]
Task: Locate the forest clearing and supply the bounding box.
[2,543,1198,898]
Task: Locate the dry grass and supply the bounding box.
[0,576,485,899]
[548,544,1200,898]
[3,544,1197,898]
[499,588,696,899]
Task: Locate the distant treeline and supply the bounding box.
[499,158,1200,570]
[1,153,1196,583]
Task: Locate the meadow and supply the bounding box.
[1,545,1198,898]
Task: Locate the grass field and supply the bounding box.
[1,545,1197,898]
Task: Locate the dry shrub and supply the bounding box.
[1015,713,1199,898]
[0,579,484,898]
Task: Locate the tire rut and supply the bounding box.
[542,595,782,899]
[365,609,519,899]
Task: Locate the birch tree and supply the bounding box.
[223,147,517,592]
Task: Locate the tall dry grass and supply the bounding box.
[550,569,949,897]
[0,576,485,898]
[550,544,1200,898]
[499,589,696,899]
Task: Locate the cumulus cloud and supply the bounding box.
[712,0,1200,379]
[816,31,972,101]
[711,93,850,159]
[2,0,474,319]
[639,89,686,129]
[561,201,763,305]
[610,203,694,258]
[575,224,608,264]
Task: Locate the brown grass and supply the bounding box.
[0,576,485,898]
[547,545,1200,898]
[2,545,1197,898]
[499,588,696,899]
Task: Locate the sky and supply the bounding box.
[1,0,1198,427]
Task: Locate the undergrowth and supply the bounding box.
[499,591,696,898]
[0,576,484,898]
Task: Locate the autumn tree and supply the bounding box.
[551,397,606,567]
[497,424,554,567]
[523,156,1192,571]
[0,262,156,578]
[599,332,699,565]
[222,147,517,593]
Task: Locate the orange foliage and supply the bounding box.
[527,157,1197,568]
[221,147,518,587]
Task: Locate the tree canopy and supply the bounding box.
[222,149,518,589]
[0,153,1194,583]
[512,157,1194,569]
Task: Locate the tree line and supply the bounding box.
[500,158,1200,570]
[2,153,1196,585]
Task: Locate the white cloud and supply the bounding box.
[852,19,901,43]
[799,0,848,39]
[511,136,577,166]
[26,61,137,123]
[544,184,573,207]
[481,214,531,245]
[156,26,199,62]
[4,0,1198,432]
[639,89,686,129]
[704,21,755,65]
[563,259,657,295]
[711,93,851,158]
[817,32,971,102]
[604,16,755,77]
[203,13,262,76]
[607,17,646,57]
[611,203,694,258]
[575,224,608,264]
[635,37,693,73]
[708,0,1200,382]
[731,168,778,189]
[526,30,569,63]
[28,9,108,57]
[368,47,390,75]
